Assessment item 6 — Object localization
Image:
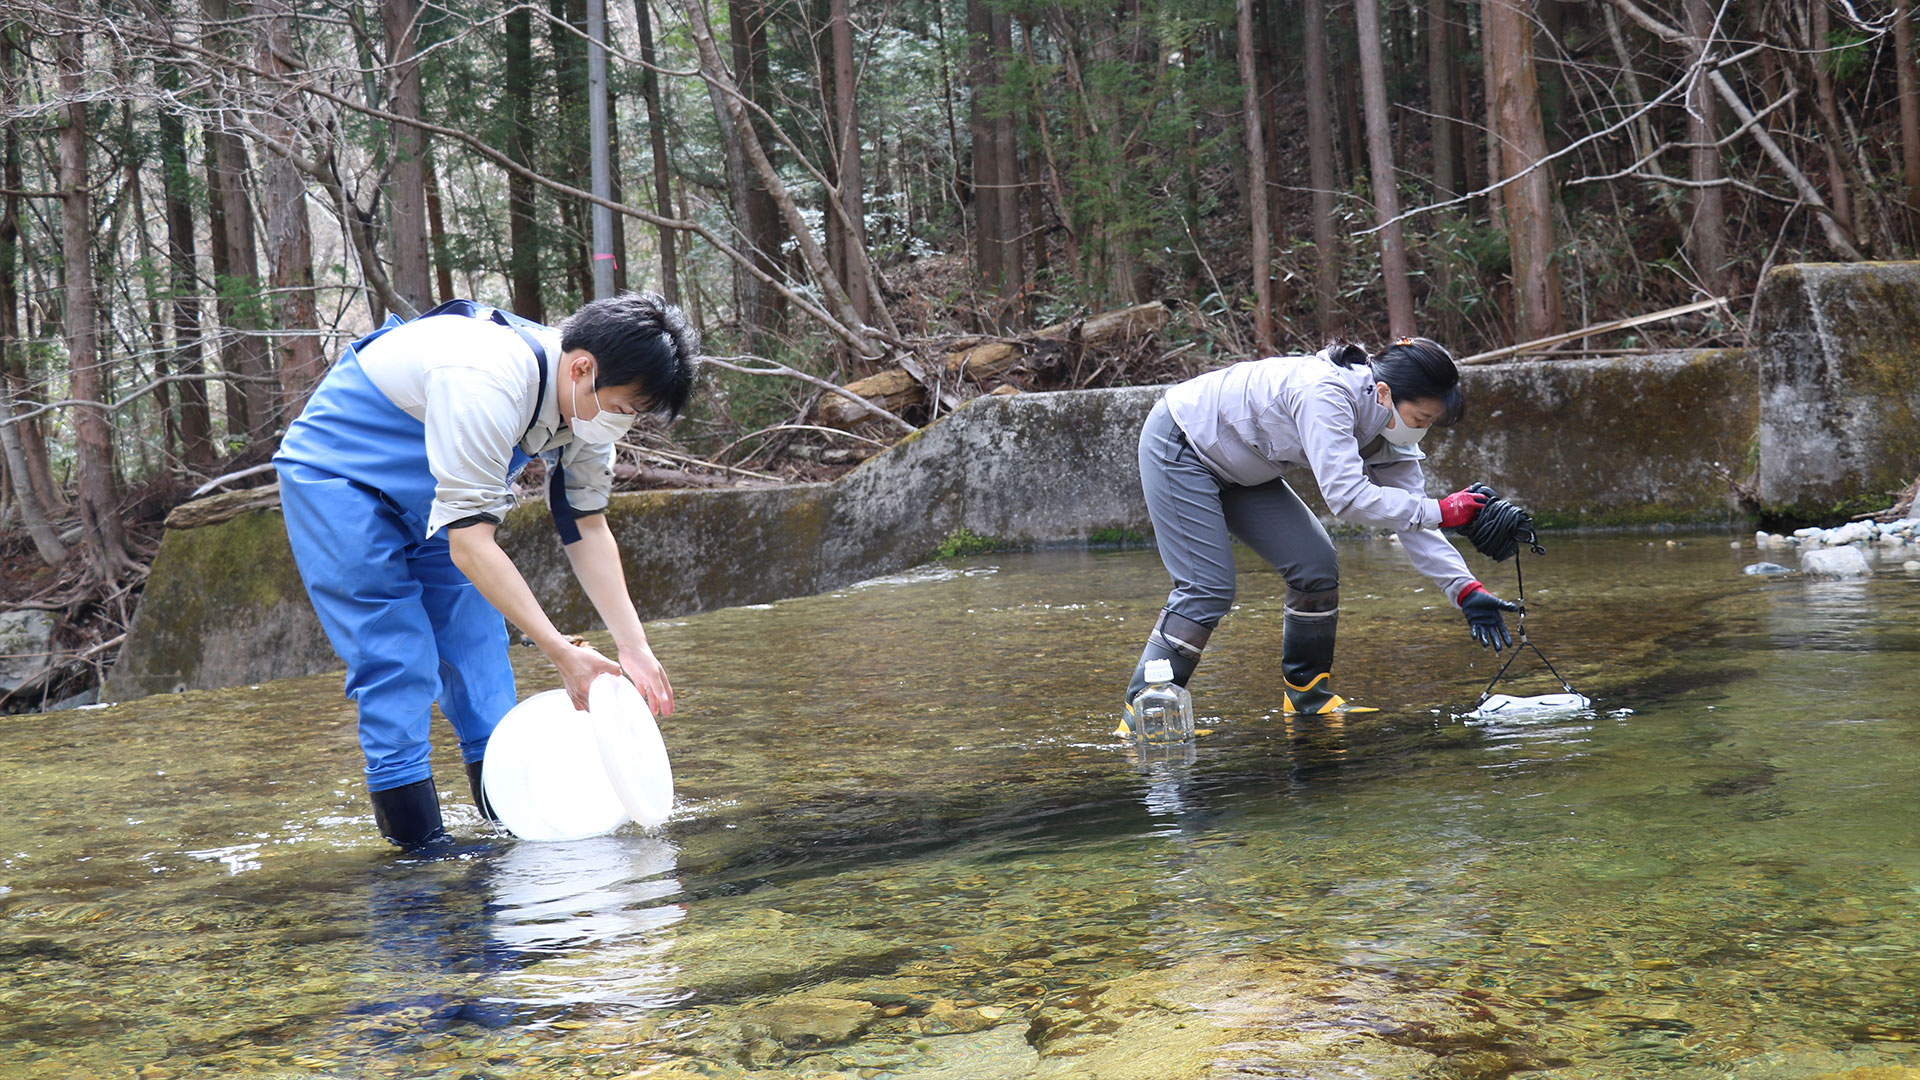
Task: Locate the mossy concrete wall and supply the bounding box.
[107,388,1165,699]
[1419,350,1758,527]
[122,288,1920,701]
[104,508,332,697]
[1755,261,1920,519]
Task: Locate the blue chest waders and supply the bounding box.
[273,301,579,848]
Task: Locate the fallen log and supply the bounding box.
[944,301,1171,380]
[816,368,927,428]
[1457,297,1729,365]
[817,301,1170,429]
[613,463,739,489]
[164,482,282,530]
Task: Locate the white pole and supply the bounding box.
[588,0,616,298]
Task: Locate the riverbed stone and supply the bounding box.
[0,609,54,691]
[1800,545,1873,579]
[760,997,881,1047]
[1757,261,1920,520]
[659,907,897,998]
[912,999,1002,1035]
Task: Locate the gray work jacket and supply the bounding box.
[1162,350,1477,603]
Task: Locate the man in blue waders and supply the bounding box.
[273,292,697,851]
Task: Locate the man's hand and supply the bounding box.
[617,643,676,717]
[547,638,623,711]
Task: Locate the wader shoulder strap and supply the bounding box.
[487,308,582,546]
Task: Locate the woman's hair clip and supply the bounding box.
[1393,336,1416,346]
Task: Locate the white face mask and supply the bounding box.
[569,365,637,443]
[1379,402,1428,446]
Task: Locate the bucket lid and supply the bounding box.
[587,674,675,828]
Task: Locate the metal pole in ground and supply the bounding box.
[588,0,617,299]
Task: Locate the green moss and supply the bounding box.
[1087,527,1146,547]
[933,527,1001,560]
[111,508,310,695]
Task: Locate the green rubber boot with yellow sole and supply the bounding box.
[1280,608,1377,715]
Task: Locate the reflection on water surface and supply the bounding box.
[2,534,1918,1078]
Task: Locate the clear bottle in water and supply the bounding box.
[1133,658,1195,744]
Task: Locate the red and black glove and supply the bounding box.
[1438,486,1490,529]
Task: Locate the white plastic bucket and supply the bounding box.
[483,675,674,841]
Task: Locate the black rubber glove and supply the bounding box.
[1461,587,1520,651]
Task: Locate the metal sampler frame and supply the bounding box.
[1473,547,1583,707]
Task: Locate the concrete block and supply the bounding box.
[107,388,1163,700]
[1756,261,1920,518]
[1421,349,1756,526]
[0,609,55,693]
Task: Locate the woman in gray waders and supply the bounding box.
[1122,337,1517,719]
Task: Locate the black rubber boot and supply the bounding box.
[465,759,498,823]
[368,778,453,851]
[1281,606,1354,714]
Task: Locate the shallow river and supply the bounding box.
[3,534,1918,1079]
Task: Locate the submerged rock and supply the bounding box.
[1742,562,1794,576]
[1800,546,1873,579]
[661,908,898,995]
[913,999,1002,1035]
[760,996,880,1047]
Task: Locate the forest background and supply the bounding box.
[1,0,1916,705]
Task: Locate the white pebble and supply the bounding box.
[1907,561,1920,572]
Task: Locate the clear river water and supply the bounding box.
[2,533,1917,1079]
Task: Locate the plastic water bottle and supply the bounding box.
[1133,659,1195,744]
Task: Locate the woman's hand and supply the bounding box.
[1438,486,1490,528]
[1458,583,1521,651]
[545,638,624,711]
[617,643,676,718]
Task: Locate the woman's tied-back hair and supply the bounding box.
[1327,335,1464,427]
[559,291,699,420]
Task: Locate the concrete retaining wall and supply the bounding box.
[1422,350,1757,526]
[1755,261,1920,519]
[106,388,1166,700]
[110,259,1920,699]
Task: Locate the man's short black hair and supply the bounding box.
[558,291,698,419]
